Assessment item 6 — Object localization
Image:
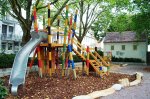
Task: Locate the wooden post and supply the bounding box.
[70,10,78,79]
[56,16,60,70]
[47,3,52,77]
[62,5,68,77]
[95,47,98,59]
[86,46,90,75]
[82,52,85,75]
[33,6,43,77]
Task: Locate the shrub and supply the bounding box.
[73,55,82,62]
[28,57,38,65]
[0,78,8,99]
[97,50,103,56]
[112,56,144,63]
[0,53,15,68]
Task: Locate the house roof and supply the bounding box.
[104,31,146,43]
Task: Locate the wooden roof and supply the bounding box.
[104,31,146,43]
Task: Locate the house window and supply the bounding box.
[1,42,6,51]
[8,26,13,38]
[111,45,114,50]
[2,24,7,35]
[122,45,125,50]
[116,51,119,55]
[9,26,13,33]
[133,45,137,50]
[8,43,13,50]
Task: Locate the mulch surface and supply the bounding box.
[143,67,150,72]
[1,71,136,99]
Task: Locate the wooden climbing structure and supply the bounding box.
[29,4,110,79]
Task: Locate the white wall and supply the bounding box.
[82,33,99,49]
[0,20,22,54]
[104,42,147,62]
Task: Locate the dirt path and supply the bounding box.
[102,65,150,99]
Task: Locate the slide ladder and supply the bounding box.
[72,38,110,75]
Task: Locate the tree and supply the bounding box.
[91,10,113,42]
[90,0,132,42]
[73,0,109,44]
[108,13,133,32]
[132,0,150,43]
[0,0,70,45]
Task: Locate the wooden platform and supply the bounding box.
[40,43,67,47]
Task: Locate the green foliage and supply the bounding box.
[131,12,150,40]
[91,10,113,41]
[0,79,4,85]
[131,0,150,43]
[97,50,103,56]
[28,57,38,66]
[112,56,144,63]
[108,13,133,32]
[0,78,8,99]
[91,0,132,41]
[0,54,15,68]
[73,55,82,62]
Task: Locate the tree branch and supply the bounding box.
[14,0,21,15]
[50,0,59,5]
[35,0,40,7]
[36,0,59,11]
[37,5,48,11]
[79,0,84,37]
[53,4,65,20]
[88,10,105,30]
[87,3,98,24]
[51,0,69,24]
[8,0,28,30]
[68,1,78,6]
[26,0,32,30]
[84,4,90,29]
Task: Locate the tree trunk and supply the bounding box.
[20,21,32,46]
[21,28,31,46]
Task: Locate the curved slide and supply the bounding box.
[9,31,47,95]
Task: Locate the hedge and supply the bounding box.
[0,50,104,68]
[112,56,144,63]
[0,54,15,68]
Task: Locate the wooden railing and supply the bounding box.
[94,51,110,67]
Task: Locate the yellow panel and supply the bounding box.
[40,43,48,46]
[48,18,51,26]
[69,53,73,60]
[87,53,89,59]
[76,10,78,14]
[66,5,69,10]
[48,35,51,43]
[49,52,51,60]
[48,3,50,9]
[38,51,41,59]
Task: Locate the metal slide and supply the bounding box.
[9,31,47,95]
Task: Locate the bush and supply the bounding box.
[73,55,82,62]
[97,50,103,56]
[0,78,8,99]
[28,57,38,65]
[0,53,15,68]
[112,56,144,63]
[0,53,39,68]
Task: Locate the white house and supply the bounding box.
[103,31,147,62]
[0,14,22,54]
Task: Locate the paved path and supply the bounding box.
[102,65,150,99]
